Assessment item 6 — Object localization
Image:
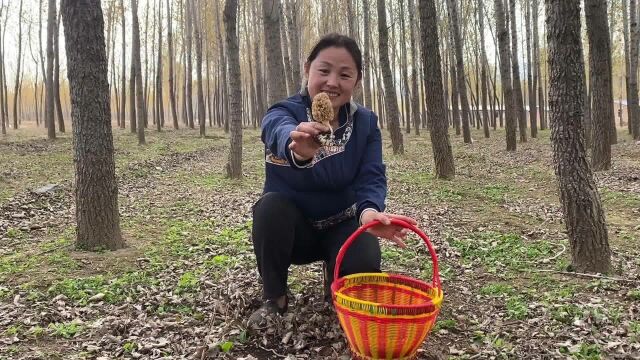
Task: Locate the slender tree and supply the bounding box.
[546,0,610,273]
[0,6,5,134]
[61,0,124,250]
[53,10,65,132]
[377,0,404,154]
[495,0,516,150]
[191,0,205,136]
[630,0,640,139]
[224,0,242,179]
[263,0,287,105]
[46,0,56,139]
[525,0,537,138]
[419,0,454,179]
[508,0,526,142]
[167,0,178,129]
[119,0,126,129]
[12,0,23,129]
[478,0,490,138]
[132,0,145,144]
[585,0,613,170]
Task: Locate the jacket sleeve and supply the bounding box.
[260,104,305,167]
[353,111,387,219]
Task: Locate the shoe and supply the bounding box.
[247,298,288,329]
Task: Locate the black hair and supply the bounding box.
[306,33,363,80]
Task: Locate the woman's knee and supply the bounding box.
[252,192,296,218]
[338,233,381,276]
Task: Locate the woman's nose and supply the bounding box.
[326,73,338,87]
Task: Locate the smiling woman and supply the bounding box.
[248,33,418,329]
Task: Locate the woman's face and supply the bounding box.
[305,46,360,114]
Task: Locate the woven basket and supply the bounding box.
[331,219,443,360]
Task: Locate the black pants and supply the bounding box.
[252,192,381,300]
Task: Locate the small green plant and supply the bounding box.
[176,272,199,293]
[628,290,640,301]
[481,185,512,202]
[433,319,456,332]
[28,326,45,338]
[48,321,82,338]
[506,297,529,320]
[551,304,584,324]
[573,343,601,360]
[4,325,22,336]
[220,341,234,353]
[5,227,24,239]
[480,283,515,297]
[629,321,640,335]
[123,342,137,353]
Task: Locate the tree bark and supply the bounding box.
[61,0,124,250]
[495,0,516,150]
[132,0,145,144]
[408,0,420,135]
[377,0,403,154]
[533,0,545,131]
[478,0,490,138]
[185,0,194,129]
[263,0,287,106]
[419,0,455,179]
[192,0,205,136]
[362,0,373,111]
[46,0,56,139]
[155,0,164,131]
[585,0,613,170]
[119,0,126,129]
[509,0,526,142]
[546,0,610,274]
[630,0,640,139]
[12,0,23,130]
[166,0,178,129]
[284,0,301,92]
[224,0,243,179]
[623,0,632,134]
[525,0,537,138]
[54,10,65,132]
[445,0,471,144]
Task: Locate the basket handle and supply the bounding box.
[333,218,441,290]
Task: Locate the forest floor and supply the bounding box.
[0,123,639,360]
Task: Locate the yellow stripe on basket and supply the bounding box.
[399,322,417,358]
[368,319,379,358]
[350,313,366,355]
[335,291,444,319]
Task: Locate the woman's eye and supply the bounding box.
[319,69,329,74]
[341,74,352,79]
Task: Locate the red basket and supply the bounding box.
[331,219,443,360]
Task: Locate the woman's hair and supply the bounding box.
[306,33,363,80]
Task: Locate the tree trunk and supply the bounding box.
[377,0,403,154]
[631,0,640,139]
[533,0,545,130]
[155,0,164,132]
[166,0,178,129]
[546,0,610,274]
[46,0,56,139]
[508,0,526,142]
[132,0,145,144]
[362,0,373,111]
[224,0,242,179]
[478,0,490,138]
[252,3,266,122]
[449,35,460,136]
[525,0,537,138]
[284,0,301,92]
[54,10,65,132]
[129,36,137,133]
[279,5,293,95]
[400,0,412,134]
[446,0,471,143]
[495,0,516,150]
[61,0,124,250]
[185,0,194,129]
[12,0,23,129]
[119,0,126,129]
[408,0,420,135]
[0,6,5,134]
[419,0,455,179]
[585,0,613,170]
[263,0,287,105]
[192,0,205,136]
[623,0,632,134]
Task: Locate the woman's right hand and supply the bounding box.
[288,122,330,161]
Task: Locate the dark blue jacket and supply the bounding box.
[261,90,387,229]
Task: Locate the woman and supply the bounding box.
[249,33,417,327]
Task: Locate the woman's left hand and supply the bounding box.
[360,211,418,248]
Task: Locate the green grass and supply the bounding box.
[48,321,82,339]
[600,188,640,208]
[448,231,560,273]
[480,282,516,297]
